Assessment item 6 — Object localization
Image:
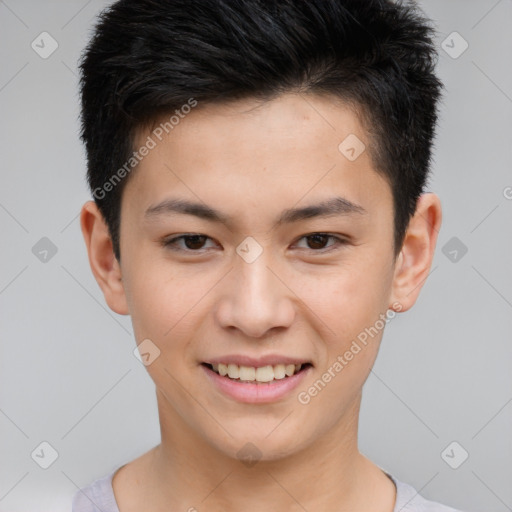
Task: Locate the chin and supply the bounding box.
[205,428,310,465]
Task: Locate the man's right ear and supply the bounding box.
[80,200,129,315]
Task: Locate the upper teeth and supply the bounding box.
[212,363,303,382]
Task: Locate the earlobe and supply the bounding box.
[389,193,442,312]
[80,201,130,315]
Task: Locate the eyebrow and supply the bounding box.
[144,196,367,228]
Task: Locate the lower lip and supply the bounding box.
[201,364,312,404]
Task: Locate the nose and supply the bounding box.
[215,249,295,339]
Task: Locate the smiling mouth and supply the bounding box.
[202,362,312,384]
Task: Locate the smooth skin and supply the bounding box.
[81,92,442,512]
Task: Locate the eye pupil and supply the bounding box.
[184,235,206,250]
[307,234,328,249]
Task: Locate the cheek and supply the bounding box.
[123,257,191,343]
[300,266,390,408]
[302,259,391,344]
[124,258,224,373]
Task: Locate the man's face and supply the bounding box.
[118,93,398,460]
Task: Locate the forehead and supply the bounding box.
[143,93,369,158]
[124,92,391,225]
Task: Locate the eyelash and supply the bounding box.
[161,233,348,254]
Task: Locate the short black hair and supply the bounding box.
[79,0,443,262]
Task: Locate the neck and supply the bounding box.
[141,390,395,512]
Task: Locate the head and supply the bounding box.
[80,0,443,462]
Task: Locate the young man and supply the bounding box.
[73,0,464,510]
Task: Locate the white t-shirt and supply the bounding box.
[72,467,465,511]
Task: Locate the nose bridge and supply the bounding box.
[217,241,294,337]
[239,249,275,301]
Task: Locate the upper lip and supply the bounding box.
[204,354,312,367]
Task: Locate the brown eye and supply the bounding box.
[306,234,330,249]
[162,234,215,252]
[181,235,207,250]
[295,233,346,252]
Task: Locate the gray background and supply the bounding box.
[0,1,511,510]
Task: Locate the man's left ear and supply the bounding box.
[389,193,442,313]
